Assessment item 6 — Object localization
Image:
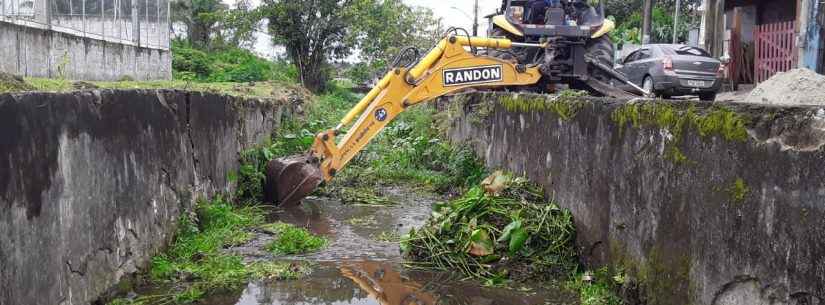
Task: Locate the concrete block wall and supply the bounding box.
[0,90,297,305]
[0,21,171,81]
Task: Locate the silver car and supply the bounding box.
[616,44,722,101]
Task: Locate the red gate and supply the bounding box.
[754,21,798,83]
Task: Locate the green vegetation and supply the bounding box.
[20,77,306,100]
[235,82,486,203]
[106,198,320,305]
[401,173,578,286]
[347,215,378,227]
[264,222,328,255]
[248,261,312,280]
[375,231,401,243]
[261,0,443,91]
[727,178,750,204]
[611,102,750,164]
[148,197,264,286]
[607,0,702,47]
[565,267,625,305]
[339,187,396,206]
[498,90,587,121]
[0,72,35,93]
[172,41,298,83]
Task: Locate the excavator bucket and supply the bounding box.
[263,154,324,208]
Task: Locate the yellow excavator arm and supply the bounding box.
[265,35,545,206]
[314,36,542,180]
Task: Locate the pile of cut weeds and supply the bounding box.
[401,172,578,285]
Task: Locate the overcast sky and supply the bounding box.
[405,0,500,35]
[247,0,502,59]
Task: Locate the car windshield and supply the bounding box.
[662,45,711,57]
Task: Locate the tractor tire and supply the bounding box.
[571,34,618,96]
[584,34,615,83]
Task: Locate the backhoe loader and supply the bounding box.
[264,0,648,207]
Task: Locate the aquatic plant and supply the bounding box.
[401,173,578,285]
[265,222,328,255]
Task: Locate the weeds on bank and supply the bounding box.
[236,84,487,204]
[107,199,317,305]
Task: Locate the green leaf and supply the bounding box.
[497,220,522,243]
[508,227,528,254]
[468,229,494,256]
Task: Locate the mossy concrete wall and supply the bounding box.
[0,90,298,305]
[444,92,825,305]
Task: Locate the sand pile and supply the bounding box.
[746,68,825,105]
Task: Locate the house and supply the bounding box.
[699,0,824,85]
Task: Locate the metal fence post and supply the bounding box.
[132,0,138,45]
[82,0,85,36]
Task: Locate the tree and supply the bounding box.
[213,0,262,50]
[171,0,227,48]
[261,0,442,92]
[171,0,260,50]
[608,0,703,45]
[348,1,444,82]
[262,0,359,92]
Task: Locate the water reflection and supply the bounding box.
[213,261,572,305]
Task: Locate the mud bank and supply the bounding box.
[443,93,825,305]
[0,90,300,305]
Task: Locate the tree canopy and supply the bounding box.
[261,0,443,92]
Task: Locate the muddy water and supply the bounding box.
[212,187,574,305]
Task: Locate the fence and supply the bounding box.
[754,21,797,83]
[0,0,169,50]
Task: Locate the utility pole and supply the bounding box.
[473,0,479,36]
[673,0,681,43]
[642,0,654,44]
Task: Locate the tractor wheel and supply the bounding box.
[571,34,618,96]
[584,34,615,83]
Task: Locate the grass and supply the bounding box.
[248,261,312,280]
[337,187,395,206]
[375,231,401,242]
[347,215,378,227]
[264,222,328,255]
[19,77,306,99]
[565,267,624,305]
[106,198,318,305]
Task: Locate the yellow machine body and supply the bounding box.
[312,36,542,181]
[490,14,614,39]
[492,15,524,37]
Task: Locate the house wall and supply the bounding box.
[0,21,171,81]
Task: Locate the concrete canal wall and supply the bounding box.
[444,93,825,305]
[0,90,300,305]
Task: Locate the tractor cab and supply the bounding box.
[491,0,610,39]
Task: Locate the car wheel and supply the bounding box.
[699,92,717,101]
[643,76,656,98]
